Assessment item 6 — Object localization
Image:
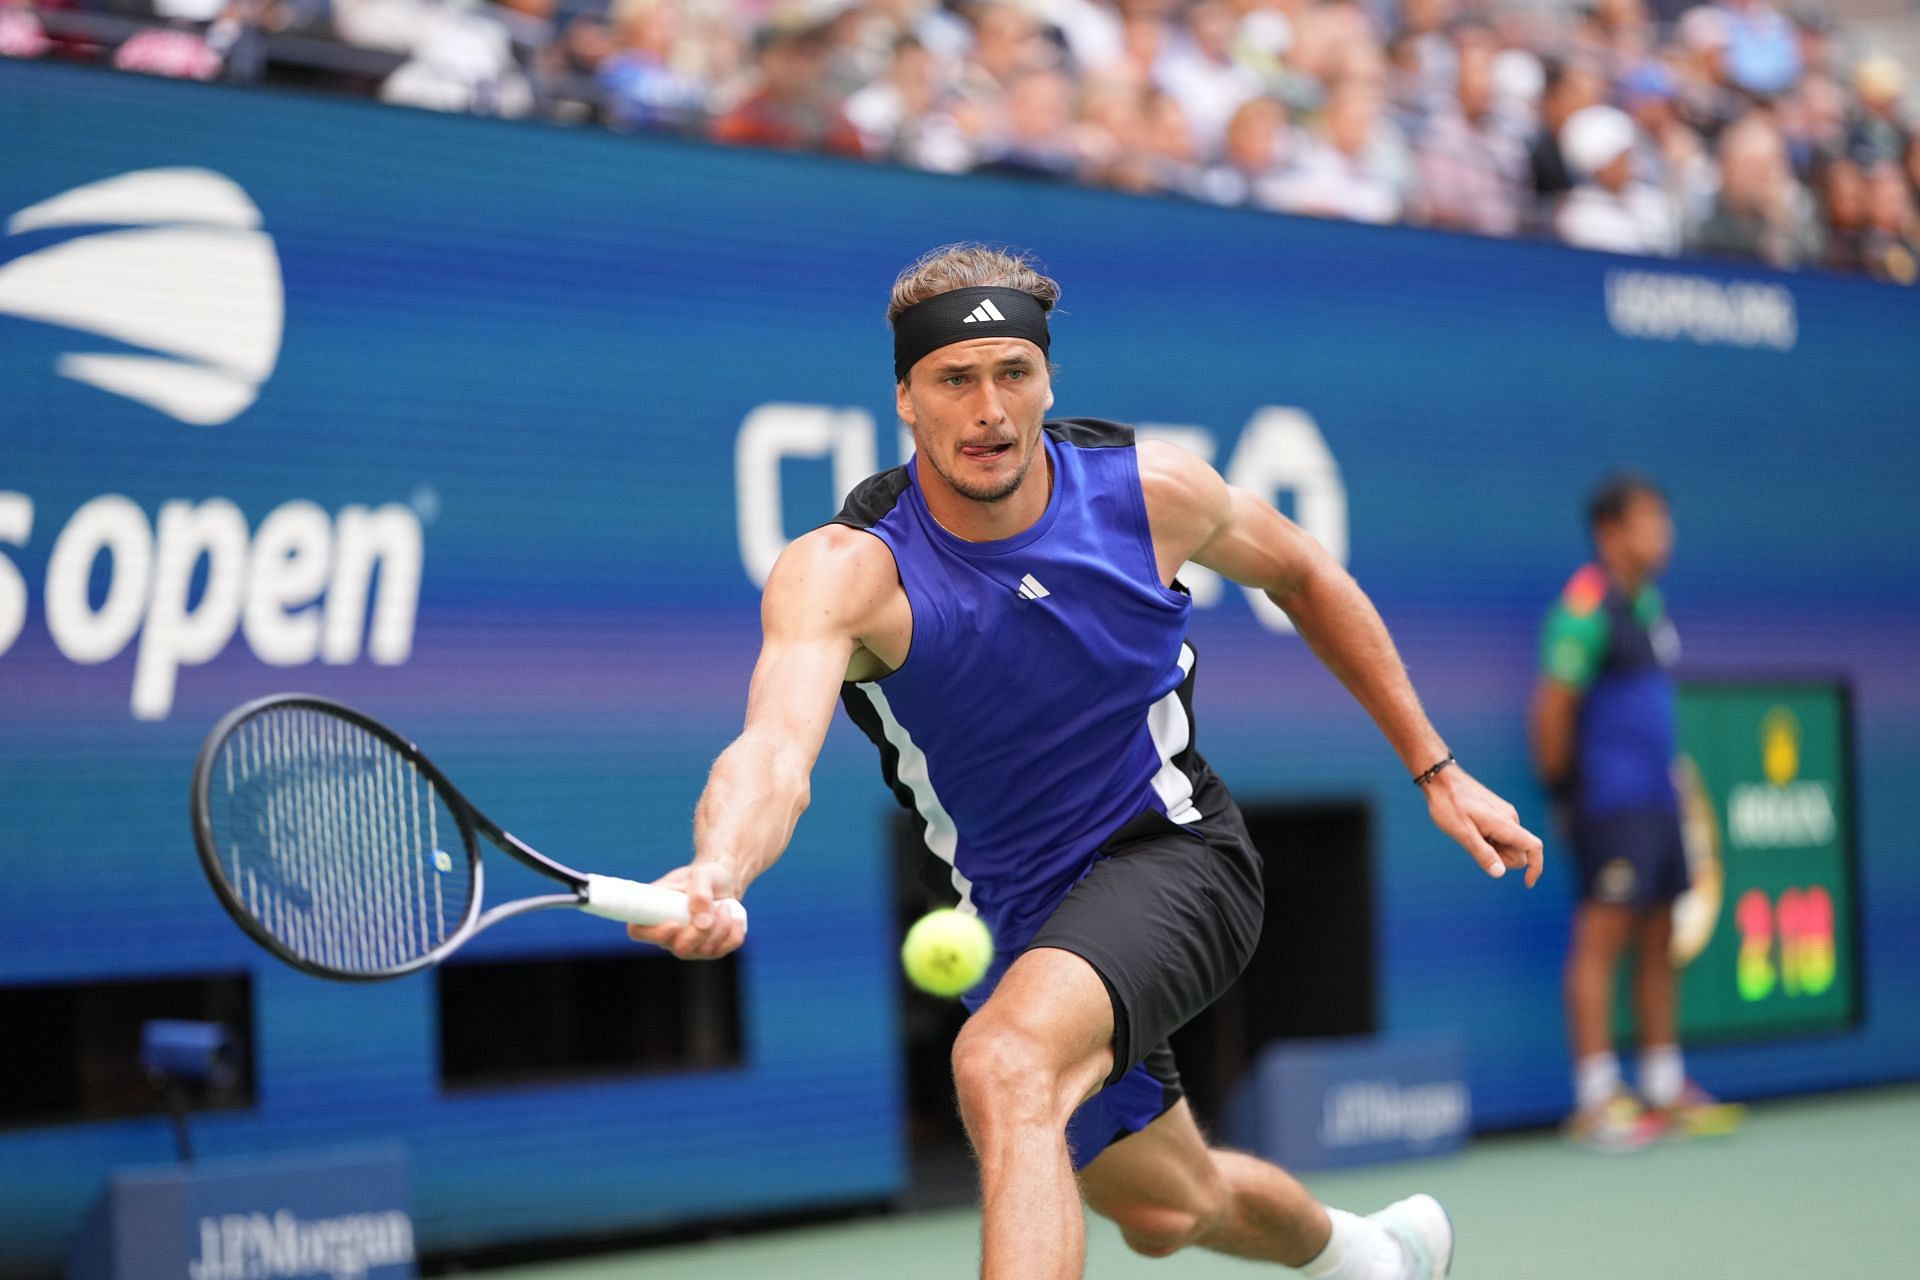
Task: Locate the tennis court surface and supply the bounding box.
[477,1085,1918,1279]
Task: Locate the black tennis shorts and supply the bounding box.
[1570,805,1691,907]
[1027,795,1265,1090]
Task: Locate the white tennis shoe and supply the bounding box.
[1367,1194,1454,1279]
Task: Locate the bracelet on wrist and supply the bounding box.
[1413,754,1457,787]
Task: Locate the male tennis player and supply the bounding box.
[632,245,1542,1280]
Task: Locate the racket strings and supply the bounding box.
[207,707,474,974]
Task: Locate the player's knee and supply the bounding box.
[1108,1194,1224,1259]
[950,1019,1064,1129]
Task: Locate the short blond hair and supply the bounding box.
[886,243,1061,328]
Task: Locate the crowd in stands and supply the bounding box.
[7,0,1920,280]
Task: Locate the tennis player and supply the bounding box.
[632,245,1542,1279]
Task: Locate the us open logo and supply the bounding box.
[0,167,283,425]
[0,169,425,720]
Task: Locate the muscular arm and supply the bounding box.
[1138,439,1542,885]
[631,525,904,956]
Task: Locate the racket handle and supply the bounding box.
[581,874,749,932]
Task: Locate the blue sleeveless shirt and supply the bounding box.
[833,419,1213,951]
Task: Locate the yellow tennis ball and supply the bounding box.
[901,908,994,998]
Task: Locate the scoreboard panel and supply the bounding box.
[1651,682,1860,1043]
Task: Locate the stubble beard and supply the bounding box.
[923,437,1039,505]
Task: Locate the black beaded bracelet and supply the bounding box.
[1413,754,1457,787]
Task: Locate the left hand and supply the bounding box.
[1421,764,1544,887]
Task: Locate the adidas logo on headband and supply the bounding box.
[893,285,1051,381]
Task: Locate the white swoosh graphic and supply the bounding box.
[0,168,283,425]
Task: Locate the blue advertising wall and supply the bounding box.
[5,61,1920,1268]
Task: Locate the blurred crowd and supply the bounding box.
[8,0,1920,280]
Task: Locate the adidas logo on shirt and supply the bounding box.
[1016,573,1050,601]
[962,299,1007,324]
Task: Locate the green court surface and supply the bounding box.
[477,1086,1919,1279]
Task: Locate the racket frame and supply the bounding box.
[191,693,597,982]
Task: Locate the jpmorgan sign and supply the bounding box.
[68,1148,415,1280]
[188,1211,415,1280]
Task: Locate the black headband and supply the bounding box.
[892,286,1051,383]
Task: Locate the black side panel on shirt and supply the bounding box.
[830,465,912,532]
[838,684,917,819]
[1044,418,1136,450]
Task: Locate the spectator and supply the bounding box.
[1196,93,1294,207]
[1075,73,1151,187]
[710,6,864,155]
[1789,1,1837,80]
[1691,111,1822,266]
[1140,88,1205,192]
[0,0,53,60]
[597,0,706,131]
[1530,57,1606,210]
[847,36,974,170]
[1849,53,1910,167]
[1555,103,1680,254]
[114,0,224,80]
[1715,0,1802,99]
[47,0,1920,282]
[1396,0,1455,109]
[967,0,1052,89]
[1622,60,1716,229]
[820,1,897,98]
[1286,0,1379,89]
[1672,5,1742,134]
[379,0,534,117]
[1158,0,1262,156]
[1860,160,1919,283]
[978,65,1080,179]
[1489,44,1544,137]
[1114,7,1169,92]
[1577,0,1657,78]
[1036,0,1125,73]
[1779,69,1850,171]
[1411,24,1530,236]
[866,0,973,64]
[1274,79,1409,223]
[1812,150,1868,272]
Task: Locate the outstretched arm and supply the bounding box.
[630,525,902,957]
[1139,440,1543,886]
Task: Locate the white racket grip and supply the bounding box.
[581,874,748,933]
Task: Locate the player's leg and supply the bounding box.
[1080,1097,1319,1263]
[1631,906,1678,1049]
[1081,1100,1450,1277]
[1631,905,1687,1113]
[1563,899,1660,1147]
[949,944,1116,1280]
[1565,899,1635,1066]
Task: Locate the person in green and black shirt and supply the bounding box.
[1530,474,1722,1150]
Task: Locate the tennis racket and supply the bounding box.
[190,693,744,982]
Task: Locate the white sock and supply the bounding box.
[1300,1208,1412,1279]
[1640,1043,1685,1108]
[1574,1051,1621,1113]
